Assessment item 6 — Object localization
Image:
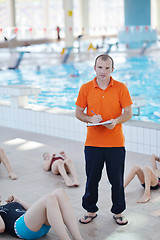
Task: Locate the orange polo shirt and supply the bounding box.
[75,76,133,147]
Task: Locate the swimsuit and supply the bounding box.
[49,155,65,170]
[0,202,25,237]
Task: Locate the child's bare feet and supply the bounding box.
[65,178,74,187]
[137,193,150,203]
[60,151,67,159]
[73,180,80,187]
[9,171,18,180]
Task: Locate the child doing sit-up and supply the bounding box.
[124,154,160,203]
[0,189,84,240]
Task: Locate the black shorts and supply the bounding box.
[141,183,159,190]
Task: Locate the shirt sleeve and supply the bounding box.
[119,83,133,108]
[75,84,88,109]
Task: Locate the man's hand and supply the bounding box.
[76,106,103,124]
[104,105,132,129]
[92,114,102,124]
[104,119,117,129]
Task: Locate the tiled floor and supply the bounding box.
[0,126,160,240]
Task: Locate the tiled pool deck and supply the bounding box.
[1,126,160,240]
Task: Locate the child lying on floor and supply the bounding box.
[0,189,84,240]
[124,154,160,203]
[43,151,79,187]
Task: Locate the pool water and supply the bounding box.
[0,55,160,123]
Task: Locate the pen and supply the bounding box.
[91,110,97,115]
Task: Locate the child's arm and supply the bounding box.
[43,153,54,171]
[151,154,160,173]
[0,216,5,233]
[43,160,52,171]
[0,196,5,233]
[5,195,30,211]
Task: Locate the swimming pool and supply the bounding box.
[0,54,160,123]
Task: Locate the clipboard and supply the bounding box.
[87,120,112,127]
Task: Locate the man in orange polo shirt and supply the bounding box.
[75,54,133,225]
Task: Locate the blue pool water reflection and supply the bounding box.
[0,55,160,123]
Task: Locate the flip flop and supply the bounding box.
[79,214,97,224]
[113,215,128,225]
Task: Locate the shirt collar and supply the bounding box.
[93,76,114,88]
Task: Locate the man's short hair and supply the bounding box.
[95,54,114,68]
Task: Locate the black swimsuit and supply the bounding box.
[0,202,26,237]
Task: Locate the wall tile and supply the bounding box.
[130,126,137,143]
[143,129,150,145]
[143,145,151,155]
[137,144,144,154]
[137,127,144,144]
[150,129,157,147]
[124,125,131,143]
[157,130,160,148]
[0,105,160,156]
